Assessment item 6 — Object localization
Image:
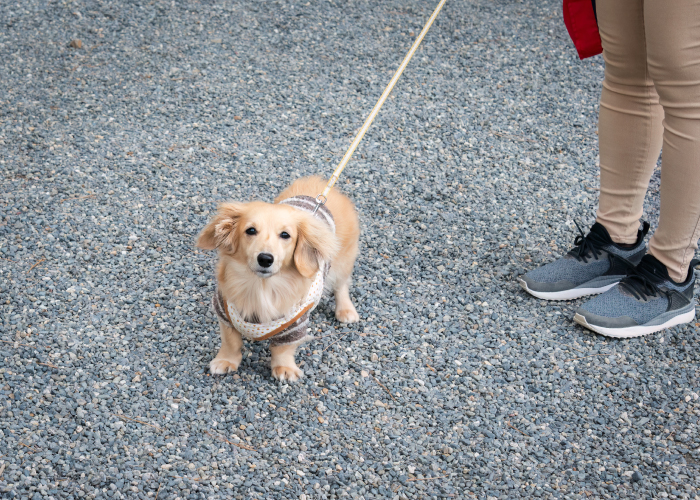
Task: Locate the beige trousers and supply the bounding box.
[595,0,700,282]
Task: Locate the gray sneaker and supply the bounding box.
[519,221,649,300]
[574,255,699,338]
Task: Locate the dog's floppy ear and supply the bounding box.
[196,202,245,251]
[294,214,338,278]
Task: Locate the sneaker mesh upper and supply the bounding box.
[604,243,647,260]
[525,243,643,286]
[526,256,609,285]
[581,286,668,325]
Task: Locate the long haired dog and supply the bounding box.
[196,176,360,381]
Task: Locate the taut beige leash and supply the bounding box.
[312,0,448,214]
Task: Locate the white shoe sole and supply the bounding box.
[518,278,618,301]
[573,309,696,338]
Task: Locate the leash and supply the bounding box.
[312,0,448,214]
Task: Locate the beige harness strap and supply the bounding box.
[221,296,233,325]
[220,299,315,342]
[252,302,315,341]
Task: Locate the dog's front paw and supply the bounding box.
[272,365,304,382]
[336,306,359,324]
[210,358,240,375]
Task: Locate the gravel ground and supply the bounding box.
[1,0,699,499]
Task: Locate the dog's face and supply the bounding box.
[235,202,299,278]
[197,201,337,279]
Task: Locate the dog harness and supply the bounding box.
[212,196,334,346]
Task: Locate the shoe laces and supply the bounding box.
[620,260,664,301]
[571,221,608,263]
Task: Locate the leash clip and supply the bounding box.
[311,194,327,215]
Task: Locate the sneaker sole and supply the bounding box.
[518,278,618,301]
[573,309,696,338]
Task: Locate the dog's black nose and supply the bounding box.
[257,253,274,268]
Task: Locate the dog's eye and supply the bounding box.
[280,231,290,239]
[245,227,257,235]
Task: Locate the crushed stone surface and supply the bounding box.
[1,0,698,499]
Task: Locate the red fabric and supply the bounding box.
[563,0,603,59]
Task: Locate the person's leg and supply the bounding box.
[574,0,700,337]
[595,0,664,244]
[644,0,700,282]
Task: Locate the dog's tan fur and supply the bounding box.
[196,176,360,381]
